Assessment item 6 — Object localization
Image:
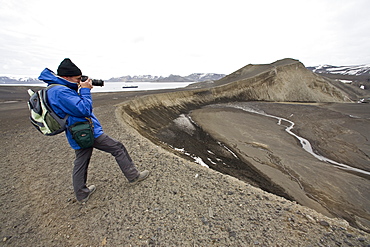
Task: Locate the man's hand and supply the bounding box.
[79,78,93,89]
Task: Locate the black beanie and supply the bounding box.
[57,58,82,76]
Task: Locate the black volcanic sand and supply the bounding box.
[1,86,369,246]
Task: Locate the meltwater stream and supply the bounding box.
[218,103,370,177]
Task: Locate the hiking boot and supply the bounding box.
[129,170,150,185]
[79,185,96,203]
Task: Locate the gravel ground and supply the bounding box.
[0,87,369,246]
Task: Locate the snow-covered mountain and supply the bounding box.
[107,75,163,82]
[185,73,226,82]
[307,64,370,76]
[307,64,370,90]
[0,76,41,84]
[107,73,226,82]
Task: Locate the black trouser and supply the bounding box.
[73,133,139,201]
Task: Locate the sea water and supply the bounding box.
[92,82,192,93]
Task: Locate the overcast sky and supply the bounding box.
[1,0,369,79]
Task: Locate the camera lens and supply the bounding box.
[81,75,104,86]
[92,79,104,87]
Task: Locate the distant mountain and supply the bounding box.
[107,73,225,82]
[184,73,226,82]
[155,74,192,82]
[307,64,370,89]
[0,76,41,84]
[107,75,163,82]
[307,64,370,76]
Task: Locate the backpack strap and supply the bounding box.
[43,84,69,126]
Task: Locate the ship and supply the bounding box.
[122,85,138,89]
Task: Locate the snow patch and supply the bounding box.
[173,114,196,135]
[339,80,352,84]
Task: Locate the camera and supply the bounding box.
[81,75,104,87]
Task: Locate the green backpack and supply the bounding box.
[27,84,69,136]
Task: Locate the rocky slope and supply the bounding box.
[115,58,370,232]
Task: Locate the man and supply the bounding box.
[38,58,149,203]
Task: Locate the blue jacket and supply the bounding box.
[38,68,104,149]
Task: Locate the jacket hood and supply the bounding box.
[38,68,79,90]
